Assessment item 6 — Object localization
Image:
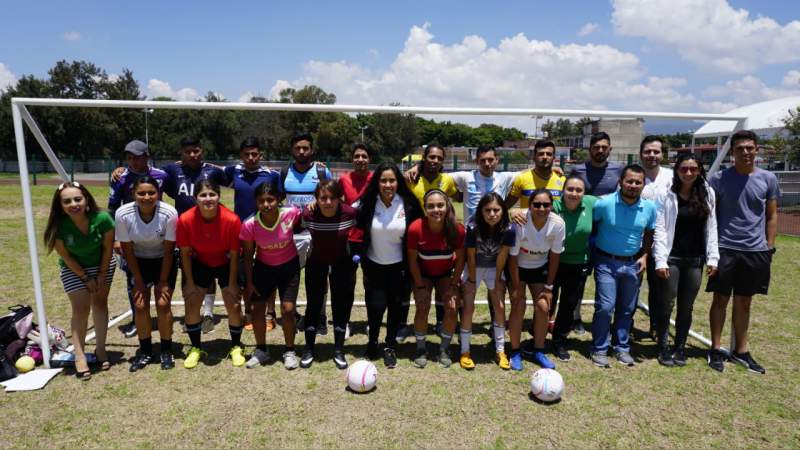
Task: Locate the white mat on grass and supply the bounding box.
[1,368,62,392]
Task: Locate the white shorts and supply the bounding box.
[293,230,312,268]
[462,266,504,290]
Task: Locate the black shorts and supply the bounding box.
[518,265,548,285]
[252,257,301,303]
[706,248,772,297]
[127,257,178,291]
[185,259,232,289]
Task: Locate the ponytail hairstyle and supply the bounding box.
[43,181,100,253]
[670,153,710,219]
[423,189,458,248]
[475,192,509,244]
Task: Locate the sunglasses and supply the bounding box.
[678,166,700,174]
[531,202,551,209]
[58,181,81,189]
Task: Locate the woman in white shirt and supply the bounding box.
[509,188,565,371]
[351,163,423,368]
[114,176,179,371]
[653,153,718,367]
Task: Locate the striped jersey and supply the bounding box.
[406,218,466,278]
[300,204,356,265]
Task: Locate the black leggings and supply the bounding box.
[552,263,590,341]
[363,259,405,349]
[657,256,704,349]
[304,258,357,351]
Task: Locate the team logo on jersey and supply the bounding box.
[280,219,294,234]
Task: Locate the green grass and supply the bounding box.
[0,184,799,448]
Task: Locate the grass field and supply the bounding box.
[0,182,798,448]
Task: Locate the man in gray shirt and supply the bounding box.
[706,130,779,374]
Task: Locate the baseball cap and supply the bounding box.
[124,140,149,156]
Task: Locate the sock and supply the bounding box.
[492,322,505,353]
[203,294,214,316]
[459,328,471,355]
[334,326,345,351]
[415,332,426,351]
[139,337,152,355]
[160,339,172,354]
[186,322,202,349]
[229,324,243,347]
[257,344,267,352]
[440,331,453,352]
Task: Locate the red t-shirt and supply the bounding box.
[406,218,465,278]
[176,205,241,268]
[340,171,372,206]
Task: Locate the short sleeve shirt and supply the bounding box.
[464,219,516,268]
[367,195,407,265]
[57,211,115,268]
[709,167,780,251]
[552,195,597,265]
[239,206,301,266]
[340,171,373,207]
[450,170,516,221]
[176,205,241,268]
[162,162,226,214]
[592,191,657,257]
[407,173,458,210]
[223,164,282,221]
[107,167,168,216]
[406,218,466,278]
[114,201,178,259]
[510,212,565,269]
[282,163,333,209]
[508,170,566,208]
[569,161,623,196]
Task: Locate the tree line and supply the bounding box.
[0,60,527,163]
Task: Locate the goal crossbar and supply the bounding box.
[10,97,746,368]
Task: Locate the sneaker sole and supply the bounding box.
[730,356,765,374]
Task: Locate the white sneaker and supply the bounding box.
[246,348,270,368]
[283,351,299,370]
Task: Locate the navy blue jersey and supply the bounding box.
[162,162,226,214]
[223,164,281,221]
[108,166,168,216]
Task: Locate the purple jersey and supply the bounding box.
[108,166,168,216]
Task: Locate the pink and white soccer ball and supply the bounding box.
[530,368,564,402]
[346,360,377,393]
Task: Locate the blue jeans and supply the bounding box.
[591,255,640,354]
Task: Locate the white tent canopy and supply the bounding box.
[694,96,800,138]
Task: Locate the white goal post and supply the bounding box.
[10,97,746,368]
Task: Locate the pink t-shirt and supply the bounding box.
[239,206,301,266]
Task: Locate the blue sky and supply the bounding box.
[1,0,799,133]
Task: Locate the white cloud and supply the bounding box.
[578,22,599,37]
[62,31,81,41]
[0,63,18,92]
[782,70,800,88]
[612,0,800,73]
[146,79,199,101]
[268,79,293,99]
[702,71,800,106]
[239,91,254,102]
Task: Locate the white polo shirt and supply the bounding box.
[367,195,407,265]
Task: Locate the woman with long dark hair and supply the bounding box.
[351,163,422,367]
[115,176,179,371]
[460,192,517,370]
[406,189,465,369]
[653,153,718,367]
[43,181,116,380]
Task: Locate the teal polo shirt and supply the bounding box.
[553,195,597,265]
[592,192,656,257]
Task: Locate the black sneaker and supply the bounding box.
[333,350,348,370]
[129,353,151,372]
[730,351,765,374]
[553,343,571,362]
[300,349,314,369]
[317,315,328,336]
[672,348,687,367]
[364,342,379,360]
[160,352,175,370]
[120,321,137,338]
[571,319,586,336]
[383,347,397,369]
[707,349,727,372]
[657,348,675,367]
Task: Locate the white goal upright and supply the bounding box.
[10,97,746,368]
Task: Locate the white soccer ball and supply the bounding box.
[346,360,377,393]
[530,368,564,402]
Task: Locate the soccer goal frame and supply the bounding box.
[10,97,746,368]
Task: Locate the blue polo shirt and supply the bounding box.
[223,164,282,221]
[593,191,657,257]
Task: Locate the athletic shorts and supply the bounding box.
[126,257,178,291]
[518,265,548,285]
[293,230,312,268]
[461,266,504,289]
[185,259,232,289]
[252,257,301,303]
[706,248,772,297]
[60,258,117,294]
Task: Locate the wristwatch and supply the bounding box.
[769,246,777,255]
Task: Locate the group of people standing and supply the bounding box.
[43,128,778,380]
